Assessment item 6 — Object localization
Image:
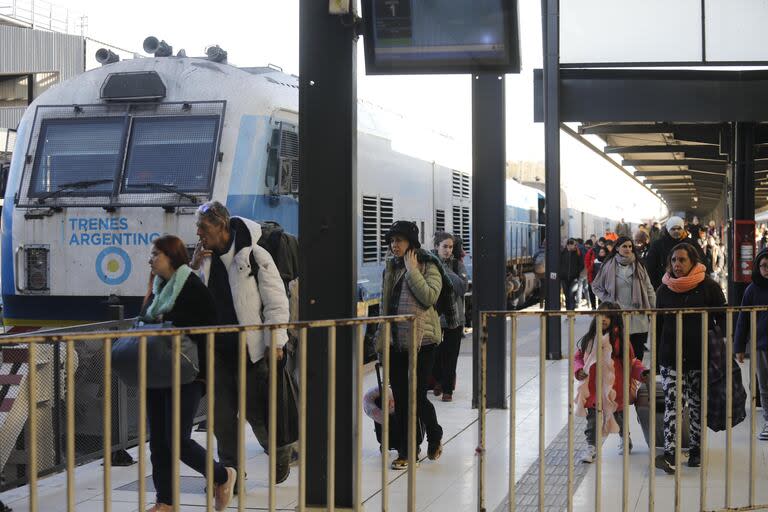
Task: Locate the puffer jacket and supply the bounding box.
[379,252,443,351]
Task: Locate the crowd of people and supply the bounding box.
[558,216,767,475]
[135,207,468,510]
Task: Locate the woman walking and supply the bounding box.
[431,232,468,402]
[591,236,656,362]
[735,249,768,440]
[142,235,235,511]
[378,221,444,470]
[655,243,726,473]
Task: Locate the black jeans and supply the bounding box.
[213,357,292,470]
[432,326,463,394]
[584,408,625,446]
[148,381,228,505]
[561,279,579,310]
[390,344,443,458]
[587,284,597,309]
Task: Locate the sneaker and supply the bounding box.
[433,384,442,397]
[276,461,290,484]
[759,424,768,441]
[214,467,236,511]
[391,457,408,470]
[579,445,596,464]
[427,441,443,461]
[688,448,701,468]
[146,504,173,512]
[441,393,453,402]
[655,452,675,474]
[617,436,633,455]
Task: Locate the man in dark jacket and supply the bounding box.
[646,216,709,289]
[558,238,584,310]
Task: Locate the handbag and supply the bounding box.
[112,322,200,389]
[707,327,747,432]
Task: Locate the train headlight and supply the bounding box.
[25,247,50,292]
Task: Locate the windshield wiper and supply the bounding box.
[37,179,114,204]
[130,182,200,204]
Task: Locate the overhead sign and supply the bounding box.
[361,0,521,75]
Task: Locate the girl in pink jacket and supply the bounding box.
[574,302,648,463]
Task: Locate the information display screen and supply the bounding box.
[361,0,520,75]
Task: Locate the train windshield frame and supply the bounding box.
[16,101,226,208]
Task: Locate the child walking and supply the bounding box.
[574,302,649,463]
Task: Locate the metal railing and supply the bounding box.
[0,0,86,35]
[478,306,768,512]
[1,314,420,512]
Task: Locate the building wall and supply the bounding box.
[0,24,84,129]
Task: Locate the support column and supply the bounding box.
[728,122,756,307]
[299,2,357,507]
[542,0,562,359]
[471,74,507,409]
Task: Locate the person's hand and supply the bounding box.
[575,369,588,381]
[190,241,212,270]
[736,352,745,364]
[266,347,284,361]
[404,250,418,273]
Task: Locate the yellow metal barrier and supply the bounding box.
[479,306,768,512]
[1,314,417,512]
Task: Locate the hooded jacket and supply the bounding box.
[735,249,768,353]
[198,216,289,363]
[558,247,584,282]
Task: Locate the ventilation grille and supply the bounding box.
[461,206,471,254]
[435,209,445,233]
[461,172,470,198]
[379,197,393,259]
[452,170,461,197]
[362,195,379,263]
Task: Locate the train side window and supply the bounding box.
[266,122,299,195]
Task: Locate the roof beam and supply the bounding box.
[634,169,726,177]
[605,145,722,158]
[579,123,675,135]
[622,159,726,167]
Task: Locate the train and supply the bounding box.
[1,40,640,330]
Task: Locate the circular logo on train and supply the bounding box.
[96,247,132,285]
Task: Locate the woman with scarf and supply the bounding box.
[378,221,444,470]
[735,249,768,441]
[655,243,726,474]
[591,236,656,362]
[142,235,236,512]
[574,302,648,463]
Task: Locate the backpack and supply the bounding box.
[257,221,299,291]
[416,250,459,329]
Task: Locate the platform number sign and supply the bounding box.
[375,0,413,41]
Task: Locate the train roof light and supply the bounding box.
[100,71,166,102]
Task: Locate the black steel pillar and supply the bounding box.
[471,74,507,409]
[728,121,756,307]
[298,2,357,507]
[542,0,562,358]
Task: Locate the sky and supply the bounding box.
[53,0,666,221]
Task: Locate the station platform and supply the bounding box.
[1,315,767,511]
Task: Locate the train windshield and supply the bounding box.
[121,116,219,193]
[28,118,125,197]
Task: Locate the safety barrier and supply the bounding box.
[478,306,768,512]
[0,314,420,512]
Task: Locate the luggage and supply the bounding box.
[634,378,689,449]
[372,364,424,452]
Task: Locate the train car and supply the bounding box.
[1,41,650,329]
